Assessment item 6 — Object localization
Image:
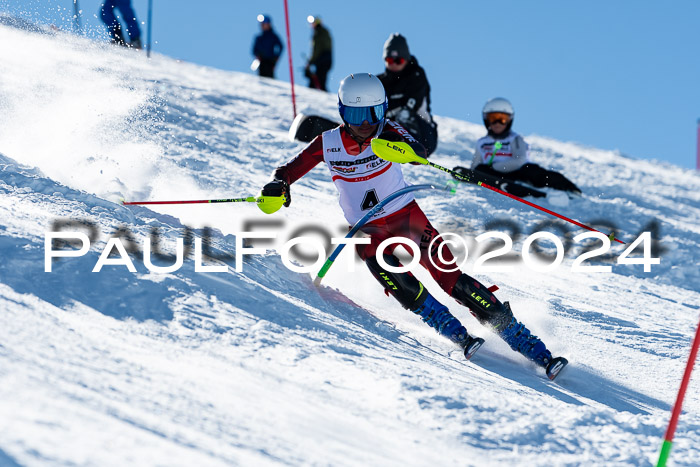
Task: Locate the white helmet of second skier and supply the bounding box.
[338,73,388,136]
[482,97,514,135]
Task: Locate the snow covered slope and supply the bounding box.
[1,22,699,466]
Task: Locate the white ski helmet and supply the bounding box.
[482,97,514,133]
[338,73,388,133]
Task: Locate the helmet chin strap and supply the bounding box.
[375,119,386,137]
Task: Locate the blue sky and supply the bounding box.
[5,0,700,169]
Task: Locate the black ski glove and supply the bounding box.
[452,166,482,183]
[261,179,291,207]
[452,166,471,179]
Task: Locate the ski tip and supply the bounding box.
[463,337,485,361]
[546,357,568,381]
[565,188,583,200]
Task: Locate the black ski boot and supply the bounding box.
[129,37,143,50]
[108,23,127,46]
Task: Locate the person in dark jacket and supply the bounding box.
[305,16,332,91]
[252,14,284,79]
[378,33,438,156]
[100,0,141,49]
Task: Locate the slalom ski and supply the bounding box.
[546,357,568,381]
[463,336,485,360]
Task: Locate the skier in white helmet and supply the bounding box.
[261,74,567,379]
[454,97,581,197]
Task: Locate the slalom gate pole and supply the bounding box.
[696,118,699,171]
[313,183,454,286]
[123,197,256,206]
[656,315,700,467]
[371,139,625,244]
[146,0,153,58]
[283,0,297,118]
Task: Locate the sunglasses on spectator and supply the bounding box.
[385,57,406,66]
[486,112,512,125]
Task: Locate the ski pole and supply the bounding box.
[656,315,700,467]
[313,183,455,286]
[122,197,256,205]
[371,138,625,244]
[122,195,286,214]
[73,0,81,33]
[146,0,153,58]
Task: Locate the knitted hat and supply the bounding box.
[383,33,410,61]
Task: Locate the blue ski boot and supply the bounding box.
[497,302,553,368]
[413,293,485,360]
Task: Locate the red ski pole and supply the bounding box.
[476,181,624,244]
[371,139,625,244]
[283,0,297,118]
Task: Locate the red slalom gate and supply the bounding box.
[656,315,700,466]
[283,0,297,119]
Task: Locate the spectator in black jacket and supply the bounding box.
[252,15,284,79]
[305,16,333,91]
[378,33,438,156]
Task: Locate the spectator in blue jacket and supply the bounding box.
[100,0,142,49]
[252,15,284,79]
